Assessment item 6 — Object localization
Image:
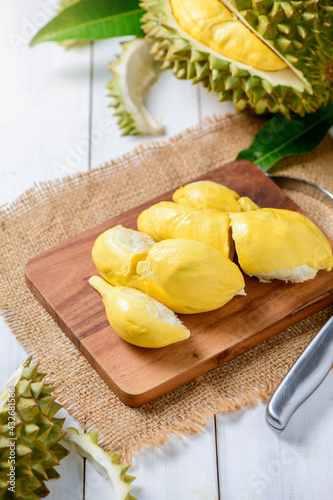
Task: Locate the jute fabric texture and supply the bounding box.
[1,112,332,461]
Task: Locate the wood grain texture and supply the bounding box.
[24,160,333,407]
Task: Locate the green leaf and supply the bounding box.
[31,0,144,46]
[237,103,333,171]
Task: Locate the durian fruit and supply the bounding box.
[63,428,136,500]
[230,208,333,282]
[0,358,69,499]
[132,239,245,313]
[140,0,333,116]
[107,39,165,136]
[89,276,190,348]
[137,201,234,258]
[92,225,155,286]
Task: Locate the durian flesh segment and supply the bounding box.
[92,225,155,286]
[133,239,245,314]
[89,276,190,347]
[238,196,260,212]
[170,0,286,71]
[173,181,241,212]
[230,208,333,283]
[137,201,234,258]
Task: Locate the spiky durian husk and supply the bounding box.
[140,0,333,116]
[63,428,136,500]
[107,39,164,136]
[0,359,69,499]
[107,41,144,136]
[228,0,333,108]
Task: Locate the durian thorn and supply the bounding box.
[312,16,326,65]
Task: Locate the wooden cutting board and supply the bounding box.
[25,160,333,407]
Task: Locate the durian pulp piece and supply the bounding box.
[230,208,333,283]
[63,428,136,500]
[107,39,165,136]
[137,201,234,259]
[89,276,190,347]
[171,0,286,71]
[173,180,241,212]
[92,225,155,286]
[238,196,260,212]
[132,239,246,314]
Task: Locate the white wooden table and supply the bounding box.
[1,2,333,499]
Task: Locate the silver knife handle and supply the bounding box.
[266,315,333,432]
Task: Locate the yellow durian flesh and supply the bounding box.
[89,276,190,348]
[238,197,260,212]
[231,208,333,283]
[173,180,241,212]
[92,225,155,286]
[170,0,287,72]
[133,239,245,314]
[137,201,234,259]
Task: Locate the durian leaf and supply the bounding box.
[237,103,333,171]
[31,0,144,46]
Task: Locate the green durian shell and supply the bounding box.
[0,359,69,499]
[107,39,165,136]
[140,0,333,116]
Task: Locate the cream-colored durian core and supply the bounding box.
[230,208,333,283]
[170,0,287,71]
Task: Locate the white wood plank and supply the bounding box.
[216,371,333,500]
[0,0,91,206]
[90,38,200,167]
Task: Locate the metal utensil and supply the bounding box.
[266,316,333,432]
[265,174,333,432]
[268,174,333,210]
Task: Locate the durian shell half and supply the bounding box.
[140,0,333,116]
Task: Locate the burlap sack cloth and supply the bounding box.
[1,113,333,461]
